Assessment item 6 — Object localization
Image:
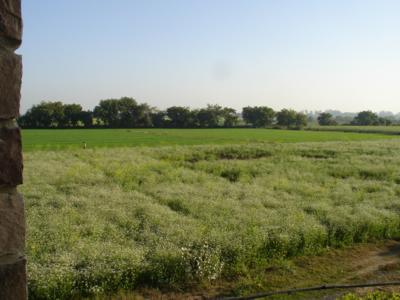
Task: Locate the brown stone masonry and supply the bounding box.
[0,192,25,254]
[0,52,22,119]
[0,125,23,186]
[0,0,26,298]
[0,0,23,50]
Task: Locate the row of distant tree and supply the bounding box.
[16,97,307,129]
[299,109,400,119]
[17,102,93,128]
[17,97,399,129]
[315,112,395,126]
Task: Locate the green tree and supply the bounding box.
[93,98,121,127]
[23,101,63,127]
[140,103,157,127]
[197,108,210,128]
[317,113,338,126]
[352,110,378,126]
[206,104,223,127]
[117,97,140,127]
[16,111,35,128]
[93,97,148,128]
[242,106,275,128]
[296,113,308,127]
[188,109,200,128]
[49,102,66,126]
[63,103,83,126]
[221,108,239,127]
[119,99,153,128]
[197,104,223,128]
[276,109,297,127]
[78,110,93,128]
[17,101,85,128]
[166,106,193,128]
[378,117,386,126]
[149,111,166,128]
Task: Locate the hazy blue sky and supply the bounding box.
[18,0,400,114]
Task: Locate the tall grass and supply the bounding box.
[21,139,400,299]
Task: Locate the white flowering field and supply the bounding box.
[22,139,400,299]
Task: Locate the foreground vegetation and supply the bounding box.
[21,128,400,151]
[21,139,400,299]
[74,240,400,299]
[340,292,400,300]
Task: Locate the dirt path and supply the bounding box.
[321,241,400,299]
[281,240,400,300]
[344,244,400,280]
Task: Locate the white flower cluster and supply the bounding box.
[181,242,224,280]
[21,139,400,298]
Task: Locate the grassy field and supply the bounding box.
[21,128,400,151]
[21,139,400,299]
[20,129,247,151]
[307,125,400,134]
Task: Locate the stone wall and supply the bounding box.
[0,0,26,299]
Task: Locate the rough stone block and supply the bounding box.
[0,52,22,118]
[0,192,25,254]
[0,126,23,185]
[0,0,22,49]
[0,256,27,300]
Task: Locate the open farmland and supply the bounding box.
[307,125,400,135]
[20,129,246,152]
[21,139,400,299]
[21,128,400,151]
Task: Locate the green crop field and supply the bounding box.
[21,128,400,152]
[127,128,400,142]
[20,129,247,152]
[22,139,400,299]
[308,125,400,134]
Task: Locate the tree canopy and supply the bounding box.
[18,98,398,129]
[317,113,338,126]
[352,111,379,126]
[276,109,307,128]
[242,106,275,128]
[17,101,90,128]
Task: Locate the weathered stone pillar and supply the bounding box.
[0,0,26,299]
